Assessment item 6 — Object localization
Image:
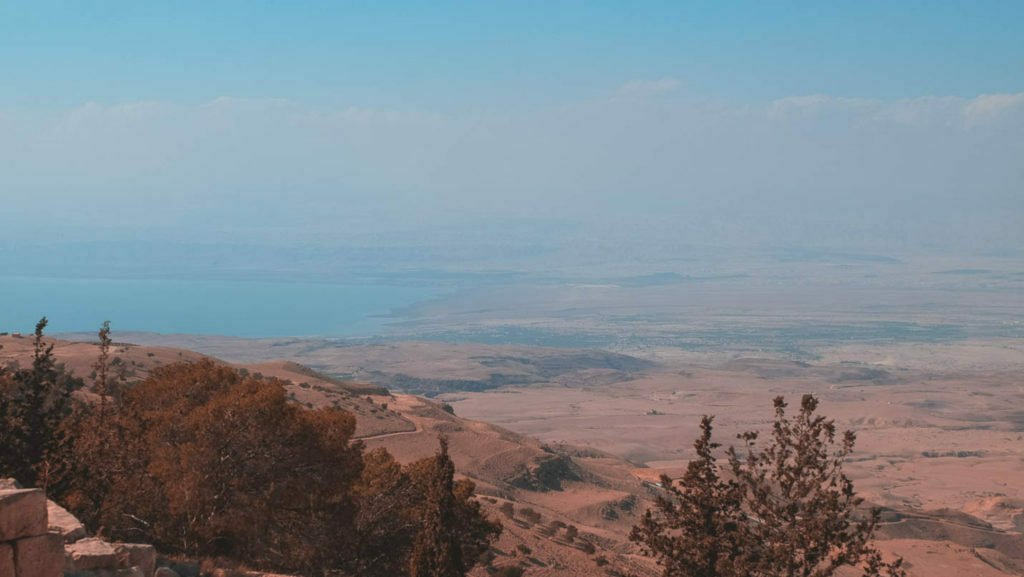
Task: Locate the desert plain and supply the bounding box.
[19,250,1023,577]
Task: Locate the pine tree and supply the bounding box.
[630,416,745,577]
[58,322,128,527]
[0,318,81,488]
[726,395,905,577]
[632,396,906,577]
[409,437,466,577]
[93,321,115,403]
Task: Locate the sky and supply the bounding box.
[1,1,1022,254]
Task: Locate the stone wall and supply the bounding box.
[0,483,155,577]
[0,488,64,577]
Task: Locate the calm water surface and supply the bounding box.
[0,276,438,337]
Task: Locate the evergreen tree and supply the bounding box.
[0,318,81,488]
[409,437,466,577]
[58,322,128,528]
[92,321,116,403]
[630,416,745,577]
[632,396,906,577]
[727,395,905,577]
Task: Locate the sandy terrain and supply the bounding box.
[445,355,1024,576]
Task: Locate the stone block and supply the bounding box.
[0,490,48,541]
[65,539,118,572]
[12,533,64,577]
[0,543,14,577]
[45,501,86,544]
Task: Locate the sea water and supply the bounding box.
[0,275,437,338]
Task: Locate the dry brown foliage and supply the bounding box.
[0,321,501,577]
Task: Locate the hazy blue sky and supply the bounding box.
[1,2,1022,253]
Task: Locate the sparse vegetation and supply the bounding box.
[492,566,525,577]
[519,508,542,524]
[563,525,578,543]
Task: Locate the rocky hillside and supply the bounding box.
[1,335,659,577]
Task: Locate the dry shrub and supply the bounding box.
[64,360,364,576]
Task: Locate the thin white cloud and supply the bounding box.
[964,92,1024,126]
[769,92,1024,128]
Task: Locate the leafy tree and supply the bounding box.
[0,318,82,488]
[65,360,366,576]
[61,358,498,577]
[632,396,905,577]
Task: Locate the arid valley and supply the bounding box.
[40,312,1023,577]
